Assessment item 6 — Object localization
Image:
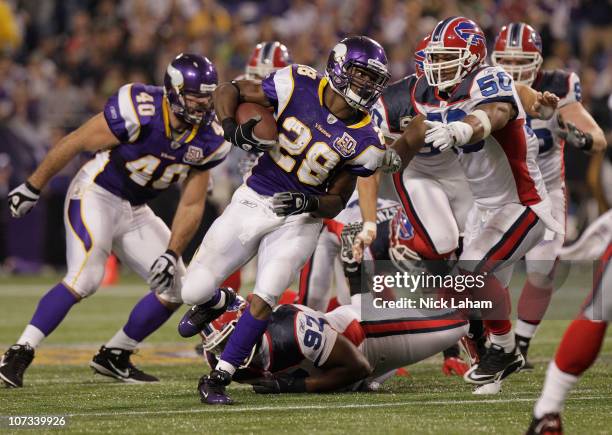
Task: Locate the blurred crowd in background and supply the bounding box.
[0,0,610,273]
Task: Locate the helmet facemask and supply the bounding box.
[328,61,390,111]
[423,45,479,91]
[491,51,542,86]
[199,300,257,369]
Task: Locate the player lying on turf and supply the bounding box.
[491,22,607,369]
[526,211,611,434]
[0,54,230,387]
[177,36,402,405]
[195,296,468,395]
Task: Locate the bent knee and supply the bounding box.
[64,266,105,298]
[180,268,219,305]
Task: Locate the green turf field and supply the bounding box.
[0,277,611,434]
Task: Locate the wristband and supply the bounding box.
[470,109,491,138]
[362,221,377,234]
[25,181,41,195]
[165,249,178,260]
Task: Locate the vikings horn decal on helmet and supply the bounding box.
[325,35,391,111]
[491,22,543,86]
[163,53,218,125]
[414,35,430,78]
[423,16,487,90]
[246,41,292,80]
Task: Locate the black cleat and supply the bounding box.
[198,369,233,405]
[178,288,238,337]
[464,344,524,385]
[0,344,34,388]
[516,334,534,370]
[526,413,563,435]
[89,346,158,383]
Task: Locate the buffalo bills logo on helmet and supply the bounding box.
[455,21,485,47]
[397,213,414,241]
[414,49,425,71]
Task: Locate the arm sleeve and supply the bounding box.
[103,83,154,143]
[558,72,582,108]
[344,141,386,176]
[262,65,295,117]
[470,66,520,114]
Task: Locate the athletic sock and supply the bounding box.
[203,288,226,310]
[489,330,515,353]
[515,319,539,340]
[121,292,175,344]
[533,362,578,418]
[17,283,79,348]
[517,280,552,328]
[218,308,269,375]
[105,329,139,351]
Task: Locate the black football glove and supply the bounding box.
[222,117,276,153]
[252,373,307,394]
[272,192,319,217]
[8,181,40,218]
[558,120,593,152]
[340,222,363,275]
[147,249,178,294]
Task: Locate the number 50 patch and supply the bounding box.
[476,72,513,97]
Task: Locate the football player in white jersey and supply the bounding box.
[491,22,607,368]
[527,217,611,434]
[373,35,474,262]
[390,16,563,386]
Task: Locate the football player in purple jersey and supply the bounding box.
[0,54,231,387]
[177,36,400,404]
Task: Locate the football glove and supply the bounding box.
[222,117,276,153]
[380,148,402,173]
[252,373,306,394]
[8,182,40,218]
[272,191,319,217]
[424,120,474,152]
[558,120,593,152]
[340,222,363,275]
[147,249,178,294]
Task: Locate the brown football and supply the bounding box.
[235,102,278,141]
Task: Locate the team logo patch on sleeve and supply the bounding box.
[333,132,357,157]
[183,145,204,164]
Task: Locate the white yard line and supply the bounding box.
[10,395,605,418]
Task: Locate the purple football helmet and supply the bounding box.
[326,36,390,111]
[164,53,218,125]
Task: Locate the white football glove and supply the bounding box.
[8,182,40,218]
[352,221,377,262]
[424,120,474,152]
[380,148,402,173]
[148,250,178,294]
